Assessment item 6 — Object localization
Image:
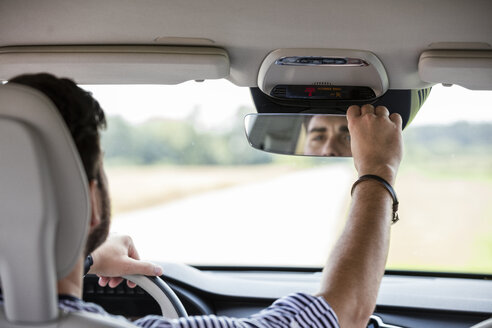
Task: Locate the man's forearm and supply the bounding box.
[317,180,393,327]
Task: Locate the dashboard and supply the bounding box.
[83,263,492,328]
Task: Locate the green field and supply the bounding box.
[387,161,492,274]
[106,161,492,275]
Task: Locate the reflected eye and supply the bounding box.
[340,133,350,144]
[310,134,325,142]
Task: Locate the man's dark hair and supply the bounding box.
[10,73,110,255]
[9,73,106,181]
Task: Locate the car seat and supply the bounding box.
[0,83,137,327]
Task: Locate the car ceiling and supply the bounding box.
[0,0,491,89]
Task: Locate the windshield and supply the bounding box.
[84,82,492,274]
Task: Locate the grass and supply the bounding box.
[402,156,492,182]
[105,162,492,275]
[387,165,492,274]
[105,164,298,214]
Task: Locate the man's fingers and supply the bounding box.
[98,276,110,287]
[360,104,375,115]
[127,242,141,261]
[389,113,403,129]
[126,280,137,288]
[108,277,124,288]
[346,105,361,120]
[375,106,390,117]
[126,258,163,276]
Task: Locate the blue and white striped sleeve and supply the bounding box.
[133,293,339,328]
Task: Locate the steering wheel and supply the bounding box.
[123,274,188,319]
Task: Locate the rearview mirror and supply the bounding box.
[245,114,352,157]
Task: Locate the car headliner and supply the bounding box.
[0,0,491,89]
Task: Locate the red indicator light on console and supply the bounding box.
[304,87,316,97]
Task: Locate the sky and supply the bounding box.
[411,85,492,126]
[84,81,492,128]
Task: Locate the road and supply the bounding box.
[111,165,354,266]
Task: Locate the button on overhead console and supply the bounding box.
[322,58,335,65]
[276,56,364,66]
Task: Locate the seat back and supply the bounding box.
[0,83,90,325]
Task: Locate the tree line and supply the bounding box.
[101,108,272,166]
[101,114,492,166]
[403,122,492,160]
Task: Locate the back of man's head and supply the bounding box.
[9,73,111,256]
[9,73,106,181]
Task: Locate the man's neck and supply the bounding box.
[57,257,84,299]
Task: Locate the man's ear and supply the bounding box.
[89,179,101,232]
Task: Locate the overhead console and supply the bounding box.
[253,48,431,129]
[257,48,388,104]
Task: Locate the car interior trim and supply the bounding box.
[419,50,492,90]
[0,46,230,85]
[156,263,492,314]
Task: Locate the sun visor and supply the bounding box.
[258,49,388,102]
[419,50,492,90]
[0,46,230,84]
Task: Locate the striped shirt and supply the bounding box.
[1,293,339,328]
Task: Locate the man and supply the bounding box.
[303,115,352,157]
[6,73,402,328]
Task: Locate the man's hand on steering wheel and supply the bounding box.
[89,234,164,288]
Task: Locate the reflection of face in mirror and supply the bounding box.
[303,115,352,157]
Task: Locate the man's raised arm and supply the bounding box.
[317,104,403,327]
